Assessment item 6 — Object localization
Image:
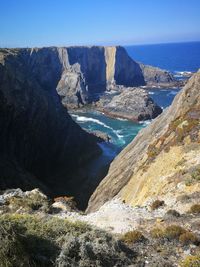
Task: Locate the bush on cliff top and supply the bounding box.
[121,230,146,244]
[0,214,134,267]
[151,200,165,210]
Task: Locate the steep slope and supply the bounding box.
[87,70,200,212]
[0,48,101,204]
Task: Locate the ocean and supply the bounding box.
[71,42,200,164]
[125,41,200,72]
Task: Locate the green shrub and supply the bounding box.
[0,214,61,266]
[56,229,134,267]
[179,232,199,246]
[0,220,30,267]
[150,227,165,239]
[189,204,200,214]
[0,214,134,267]
[121,230,145,244]
[151,200,165,210]
[163,225,186,240]
[191,168,200,181]
[165,209,180,217]
[151,225,186,241]
[0,214,91,267]
[180,254,200,267]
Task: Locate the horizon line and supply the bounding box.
[0,40,200,49]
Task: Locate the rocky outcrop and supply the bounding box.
[139,63,175,85]
[58,46,145,107]
[0,48,101,206]
[97,88,162,121]
[0,46,176,111]
[87,70,200,212]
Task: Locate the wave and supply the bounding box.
[174,71,193,77]
[148,91,155,95]
[71,114,125,142]
[71,114,114,130]
[174,71,192,75]
[115,117,128,121]
[167,90,178,96]
[114,129,124,139]
[139,120,152,126]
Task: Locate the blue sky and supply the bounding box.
[1,0,200,47]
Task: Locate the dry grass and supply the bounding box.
[180,254,200,267]
[151,200,165,210]
[121,230,145,244]
[189,204,200,214]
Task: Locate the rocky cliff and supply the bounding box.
[87,70,200,212]
[0,48,101,206]
[0,46,175,110]
[97,88,162,121]
[57,46,146,107]
[139,63,175,84]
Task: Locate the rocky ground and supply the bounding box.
[0,189,200,267]
[0,188,200,266]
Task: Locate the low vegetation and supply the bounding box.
[0,214,134,267]
[164,225,186,240]
[151,200,165,210]
[5,190,50,213]
[150,227,165,239]
[121,230,145,244]
[189,204,200,214]
[165,209,180,217]
[179,232,199,246]
[150,224,199,246]
[180,254,200,267]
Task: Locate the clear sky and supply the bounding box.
[1,0,200,47]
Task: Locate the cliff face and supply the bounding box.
[58,46,145,107]
[0,48,101,205]
[87,71,200,212]
[139,63,175,84]
[0,46,176,111]
[105,46,145,87]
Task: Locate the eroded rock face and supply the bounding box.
[98,88,162,121]
[0,48,101,204]
[139,63,175,84]
[87,70,200,213]
[105,46,145,87]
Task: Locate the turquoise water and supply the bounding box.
[71,88,180,164]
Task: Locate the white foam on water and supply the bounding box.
[115,117,128,121]
[149,91,155,95]
[139,120,152,126]
[114,130,124,139]
[167,90,178,96]
[71,114,113,130]
[71,114,125,142]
